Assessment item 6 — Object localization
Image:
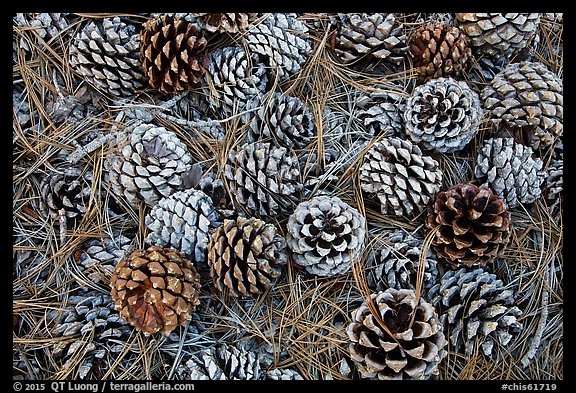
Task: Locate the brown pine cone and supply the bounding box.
[110,246,201,335]
[425,183,512,268]
[208,217,287,297]
[139,14,209,94]
[409,22,472,83]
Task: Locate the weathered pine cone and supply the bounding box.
[429,267,524,359]
[366,230,439,297]
[39,166,93,220]
[266,368,304,380]
[145,188,220,262]
[404,77,483,153]
[347,288,446,380]
[474,137,545,209]
[110,246,201,335]
[182,163,235,218]
[353,90,406,138]
[245,13,312,81]
[205,46,268,118]
[287,195,366,277]
[105,123,193,208]
[69,17,145,97]
[334,13,409,66]
[208,216,287,297]
[223,141,302,218]
[409,22,472,83]
[425,183,512,268]
[455,13,541,59]
[544,158,563,210]
[77,235,132,287]
[481,61,563,150]
[360,137,443,217]
[193,13,258,34]
[244,92,316,149]
[177,343,261,380]
[51,292,133,379]
[140,14,209,93]
[14,13,70,52]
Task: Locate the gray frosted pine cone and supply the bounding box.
[208,216,287,297]
[428,267,524,359]
[347,288,446,380]
[106,123,193,208]
[366,230,439,298]
[455,13,541,60]
[474,137,545,209]
[544,158,563,210]
[69,17,145,97]
[51,291,134,379]
[182,163,235,218]
[287,195,366,277]
[224,141,302,218]
[76,235,133,287]
[14,13,70,52]
[205,46,268,118]
[354,90,406,138]
[481,61,563,150]
[193,13,258,34]
[245,13,312,82]
[360,137,443,217]
[404,77,483,153]
[244,92,316,149]
[334,13,409,66]
[266,368,304,380]
[145,188,220,262]
[177,343,261,380]
[39,166,93,221]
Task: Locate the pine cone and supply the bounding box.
[208,216,287,297]
[404,77,483,153]
[287,195,366,277]
[140,14,209,93]
[428,267,523,359]
[14,13,70,52]
[474,137,545,208]
[223,141,302,218]
[106,123,193,208]
[425,183,512,268]
[481,61,563,150]
[39,166,93,220]
[366,230,439,297]
[177,343,261,380]
[409,22,472,83]
[333,13,409,66]
[360,137,443,217]
[455,13,541,59]
[110,246,202,335]
[266,368,304,380]
[69,17,145,97]
[544,158,563,210]
[353,90,406,138]
[205,46,268,118]
[145,188,220,262]
[244,92,315,149]
[182,163,235,218]
[77,235,133,287]
[51,292,134,379]
[347,288,446,380]
[193,13,258,34]
[245,13,312,81]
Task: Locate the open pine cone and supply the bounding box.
[224,141,302,218]
[14,13,70,53]
[287,195,366,277]
[409,22,472,83]
[77,235,132,287]
[359,136,443,217]
[139,14,208,93]
[193,13,258,34]
[455,13,541,60]
[429,267,524,359]
[347,288,446,380]
[404,77,483,153]
[69,17,145,97]
[105,123,193,208]
[425,183,512,268]
[474,137,545,209]
[208,216,287,297]
[110,246,201,335]
[353,90,406,138]
[481,61,563,150]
